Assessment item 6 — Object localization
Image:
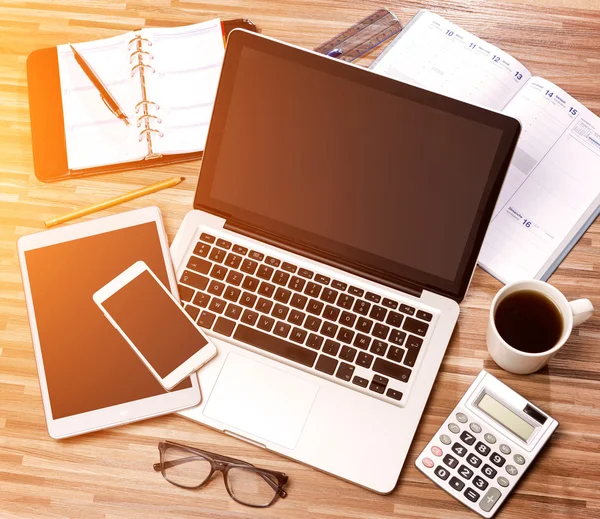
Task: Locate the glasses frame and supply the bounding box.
[154,440,289,508]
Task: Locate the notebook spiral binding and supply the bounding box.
[128,33,162,159]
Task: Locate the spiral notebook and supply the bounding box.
[27,19,225,181]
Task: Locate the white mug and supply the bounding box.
[487,279,594,374]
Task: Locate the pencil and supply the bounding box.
[44,176,185,228]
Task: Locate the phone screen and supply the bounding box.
[102,269,209,378]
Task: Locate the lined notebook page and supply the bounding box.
[479,78,600,282]
[370,10,531,112]
[57,33,148,170]
[142,19,225,156]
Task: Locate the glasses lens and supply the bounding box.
[162,445,212,488]
[226,466,279,507]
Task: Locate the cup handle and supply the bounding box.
[569,299,594,327]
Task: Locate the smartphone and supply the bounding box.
[93,261,217,390]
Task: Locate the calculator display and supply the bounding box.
[477,393,535,441]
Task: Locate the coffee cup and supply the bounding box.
[487,279,593,375]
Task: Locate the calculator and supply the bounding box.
[416,370,558,517]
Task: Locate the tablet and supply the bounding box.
[18,206,201,439]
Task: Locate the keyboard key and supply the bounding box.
[257,264,274,280]
[339,345,357,362]
[373,358,411,383]
[365,292,381,303]
[241,259,258,275]
[290,293,308,309]
[214,317,236,336]
[353,376,368,388]
[178,284,194,303]
[475,441,491,457]
[472,475,488,490]
[386,388,403,400]
[464,487,480,503]
[281,262,297,273]
[356,351,373,368]
[320,288,338,303]
[249,250,264,261]
[481,464,497,479]
[353,299,370,315]
[184,305,200,320]
[490,453,506,467]
[369,377,386,394]
[369,305,386,321]
[208,298,226,314]
[404,317,429,337]
[382,298,398,309]
[274,287,292,304]
[224,253,242,269]
[273,321,291,338]
[257,315,275,332]
[322,305,340,321]
[355,316,373,334]
[256,297,273,314]
[373,323,390,340]
[197,311,216,329]
[315,274,330,285]
[304,315,322,332]
[272,303,289,320]
[332,280,347,291]
[226,270,243,286]
[304,281,321,298]
[290,327,308,344]
[289,276,306,292]
[370,340,387,356]
[200,232,215,243]
[458,464,474,480]
[434,466,450,481]
[389,329,407,346]
[209,248,226,263]
[452,442,467,457]
[288,309,305,326]
[323,339,340,356]
[225,303,242,320]
[242,276,260,292]
[241,309,259,326]
[443,454,459,469]
[336,362,354,381]
[223,285,241,302]
[449,477,465,492]
[353,334,371,350]
[210,264,228,281]
[193,242,211,258]
[234,324,317,367]
[181,270,209,290]
[306,334,323,350]
[207,280,225,297]
[416,310,433,322]
[265,256,280,267]
[406,334,423,349]
[387,346,404,362]
[315,355,338,375]
[257,282,275,297]
[306,299,324,315]
[337,293,354,309]
[298,268,313,279]
[460,431,476,446]
[386,311,403,327]
[187,256,211,275]
[348,286,364,297]
[467,453,482,468]
[339,311,357,327]
[321,322,338,338]
[337,327,355,344]
[232,244,248,255]
[273,270,290,286]
[399,304,415,316]
[216,238,231,250]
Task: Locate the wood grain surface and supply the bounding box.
[1,1,599,518]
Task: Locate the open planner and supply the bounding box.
[371,10,600,283]
[27,19,224,180]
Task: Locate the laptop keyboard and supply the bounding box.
[177,230,436,406]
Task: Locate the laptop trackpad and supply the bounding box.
[203,352,319,450]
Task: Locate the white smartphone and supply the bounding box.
[93,261,217,390]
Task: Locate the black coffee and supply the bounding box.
[494,290,563,354]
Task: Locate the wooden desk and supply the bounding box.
[1,1,599,517]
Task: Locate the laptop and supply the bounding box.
[170,30,521,493]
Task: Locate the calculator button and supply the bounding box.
[506,464,518,476]
[448,423,460,434]
[456,412,468,423]
[467,453,482,468]
[513,454,526,465]
[481,464,498,479]
[422,457,434,469]
[472,475,489,491]
[451,443,467,457]
[443,454,459,469]
[479,487,502,513]
[431,446,443,457]
[434,466,450,481]
[475,441,491,456]
[497,476,510,487]
[484,433,497,444]
[490,452,506,467]
[458,464,474,480]
[439,434,451,445]
[449,476,465,492]
[499,444,511,455]
[464,487,480,503]
[469,422,482,434]
[460,431,476,446]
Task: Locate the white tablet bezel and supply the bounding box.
[17,206,201,439]
[93,261,216,390]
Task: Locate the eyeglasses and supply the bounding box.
[153,441,289,507]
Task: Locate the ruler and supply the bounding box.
[314,9,402,62]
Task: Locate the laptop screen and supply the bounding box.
[195,31,520,301]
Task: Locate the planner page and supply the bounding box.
[478,77,600,283]
[370,10,531,112]
[142,19,225,155]
[57,33,148,170]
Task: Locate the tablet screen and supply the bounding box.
[24,222,191,420]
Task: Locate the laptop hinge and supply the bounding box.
[224,221,423,299]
